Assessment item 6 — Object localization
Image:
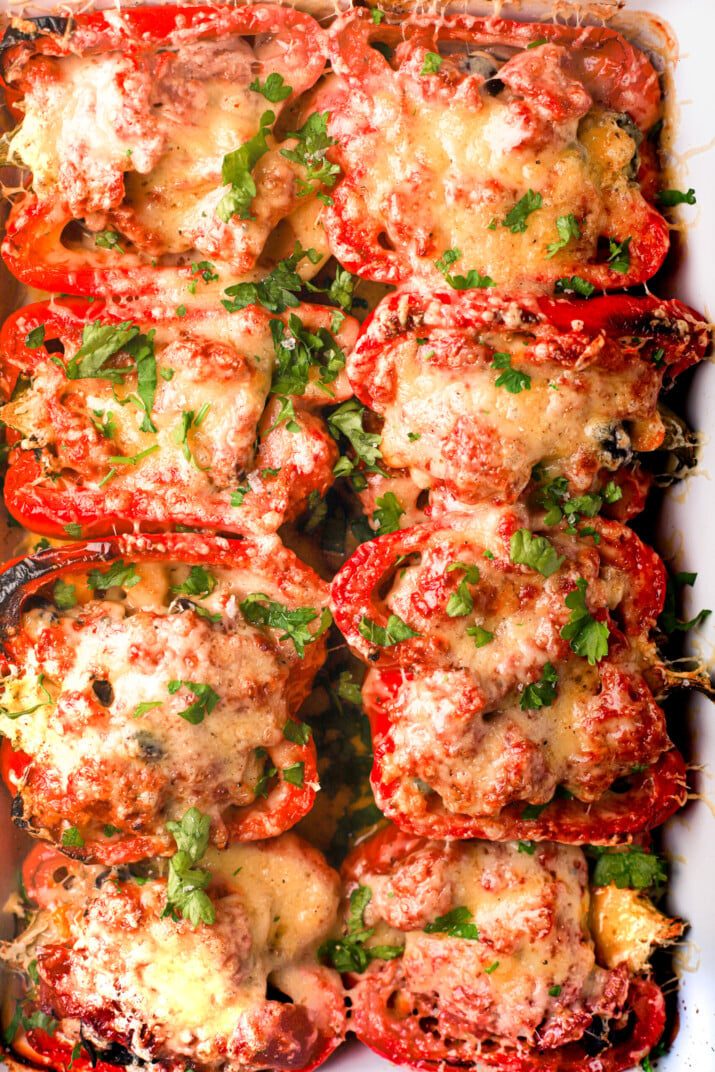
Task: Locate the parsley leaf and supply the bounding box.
[0,673,54,721]
[424,905,479,940]
[435,247,495,290]
[283,720,312,745]
[520,661,558,710]
[53,578,76,609]
[167,681,220,724]
[328,398,385,475]
[170,566,217,600]
[554,276,595,298]
[280,111,340,194]
[607,236,632,274]
[319,885,403,971]
[87,560,141,591]
[64,523,82,538]
[270,313,345,397]
[510,530,564,577]
[60,321,138,381]
[133,701,163,719]
[420,52,442,75]
[4,1005,58,1046]
[560,578,610,664]
[491,352,531,393]
[25,325,46,349]
[545,214,580,258]
[240,594,331,657]
[658,572,711,635]
[358,613,422,647]
[447,579,474,618]
[222,242,320,314]
[373,491,404,535]
[589,847,667,890]
[249,72,292,102]
[656,188,696,206]
[283,761,305,787]
[61,826,85,848]
[164,807,215,926]
[503,189,542,233]
[173,403,211,469]
[328,266,358,312]
[447,561,480,584]
[216,110,275,222]
[94,229,125,254]
[467,624,494,647]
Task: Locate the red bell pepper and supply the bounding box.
[347,288,707,518]
[0,297,356,539]
[322,9,669,288]
[0,533,330,863]
[9,838,347,1072]
[1,5,329,301]
[342,827,667,1072]
[330,511,686,843]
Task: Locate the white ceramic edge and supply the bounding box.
[0,2,712,1070]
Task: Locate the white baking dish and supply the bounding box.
[0,1,712,1070]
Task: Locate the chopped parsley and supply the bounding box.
[549,985,563,997]
[25,324,46,349]
[63,523,82,538]
[554,276,595,298]
[319,885,402,971]
[510,530,564,577]
[0,674,54,720]
[3,1006,58,1046]
[656,188,696,206]
[545,214,580,258]
[357,613,422,647]
[538,476,622,529]
[240,594,332,657]
[53,578,76,609]
[61,826,85,848]
[467,624,494,647]
[424,905,479,940]
[560,577,610,664]
[167,681,220,724]
[270,313,345,397]
[249,72,292,102]
[502,189,542,233]
[280,111,340,196]
[283,719,312,745]
[520,661,558,711]
[87,560,141,591]
[108,444,160,467]
[420,52,443,75]
[606,236,632,274]
[170,566,217,600]
[133,701,163,719]
[222,242,320,314]
[328,266,358,312]
[283,761,305,788]
[328,398,385,483]
[491,351,531,393]
[373,491,404,535]
[164,807,215,926]
[435,247,495,290]
[173,403,211,469]
[94,229,125,254]
[485,960,500,973]
[589,846,667,890]
[518,840,536,855]
[216,109,274,222]
[658,571,711,636]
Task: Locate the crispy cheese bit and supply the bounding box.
[589,884,683,972]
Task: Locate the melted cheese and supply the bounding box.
[368,326,663,505]
[326,40,652,286]
[8,31,329,271]
[367,510,666,817]
[360,839,627,1049]
[1,555,327,847]
[589,884,683,972]
[0,305,353,536]
[15,836,341,1067]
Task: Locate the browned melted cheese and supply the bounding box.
[1,306,356,536]
[0,549,327,849]
[323,19,664,287]
[351,839,628,1051]
[7,837,344,1072]
[363,506,667,819]
[7,28,330,272]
